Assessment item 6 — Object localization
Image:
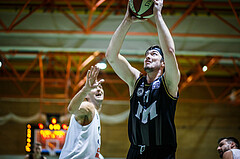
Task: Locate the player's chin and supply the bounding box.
[218,152,223,158]
[144,66,154,73]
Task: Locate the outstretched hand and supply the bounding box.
[152,0,164,15]
[85,66,104,90]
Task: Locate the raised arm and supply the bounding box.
[105,4,141,94]
[67,66,104,125]
[153,0,180,97]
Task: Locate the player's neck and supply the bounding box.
[89,99,102,112]
[146,70,163,83]
[34,153,41,159]
[94,103,102,112]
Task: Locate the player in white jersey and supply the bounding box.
[59,65,104,159]
[217,137,240,159]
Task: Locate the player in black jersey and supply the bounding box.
[106,0,180,159]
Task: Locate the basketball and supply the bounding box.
[129,0,154,19]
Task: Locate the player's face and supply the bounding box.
[89,85,104,102]
[144,49,163,73]
[34,145,42,154]
[217,139,231,158]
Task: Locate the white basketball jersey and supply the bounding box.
[231,149,240,159]
[59,110,103,159]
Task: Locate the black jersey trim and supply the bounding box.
[162,76,178,100]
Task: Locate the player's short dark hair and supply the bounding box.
[145,45,164,61]
[218,137,239,148]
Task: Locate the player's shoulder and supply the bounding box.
[223,149,233,159]
[81,101,95,109]
[74,101,94,115]
[74,101,95,125]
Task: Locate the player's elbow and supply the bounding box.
[176,69,181,84]
[105,48,116,64]
[67,105,74,114]
[105,49,110,60]
[105,48,112,59]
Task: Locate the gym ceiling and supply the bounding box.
[0,0,239,107]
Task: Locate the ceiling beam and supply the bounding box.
[1,47,240,58]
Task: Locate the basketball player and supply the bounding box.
[25,142,47,159]
[217,137,240,159]
[59,66,104,159]
[105,0,180,158]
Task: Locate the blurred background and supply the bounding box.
[0,0,240,158]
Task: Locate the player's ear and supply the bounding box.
[230,142,236,148]
[161,61,165,67]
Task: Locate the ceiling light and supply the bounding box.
[202,66,208,72]
[96,62,107,70]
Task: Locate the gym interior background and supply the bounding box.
[0,0,240,158]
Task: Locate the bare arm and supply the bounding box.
[153,0,180,97]
[67,66,104,124]
[223,150,233,159]
[106,4,142,95]
[74,101,96,126]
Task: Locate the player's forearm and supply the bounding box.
[106,18,132,62]
[67,86,91,114]
[155,11,175,56]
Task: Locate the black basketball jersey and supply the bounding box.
[129,74,178,150]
